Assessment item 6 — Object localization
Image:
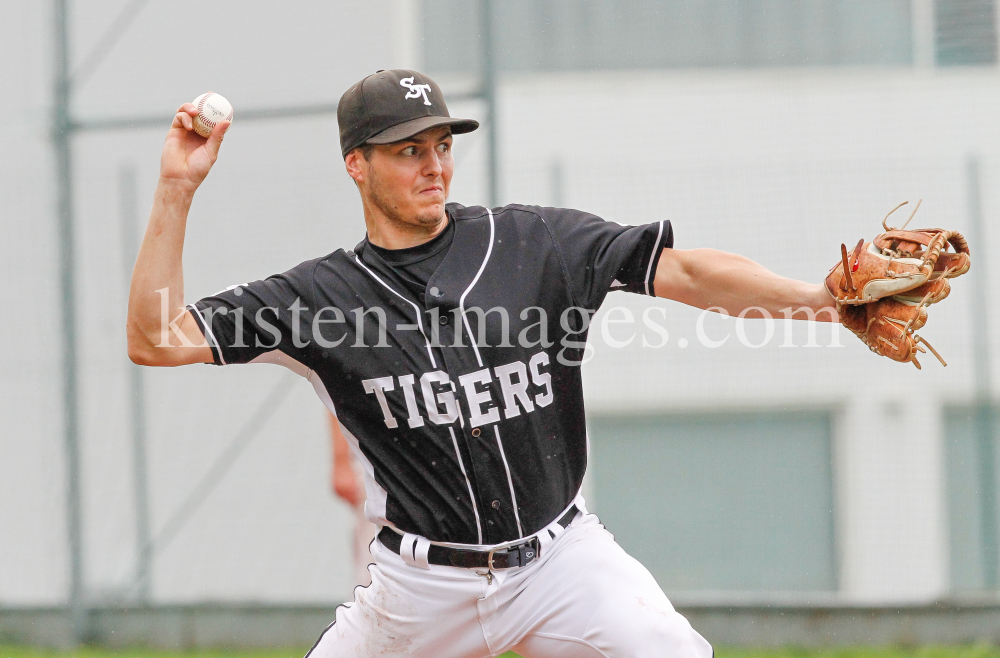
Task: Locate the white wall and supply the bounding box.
[3,1,998,606]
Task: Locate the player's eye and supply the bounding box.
[437,142,451,154]
[399,146,417,156]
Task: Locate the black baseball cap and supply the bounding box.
[337,69,479,158]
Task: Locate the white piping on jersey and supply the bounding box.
[448,426,483,543]
[308,365,391,526]
[457,208,496,368]
[338,418,389,526]
[493,425,524,537]
[187,304,226,365]
[644,219,665,297]
[337,417,389,526]
[247,348,311,376]
[352,254,437,369]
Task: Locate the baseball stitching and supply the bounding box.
[196,94,234,133]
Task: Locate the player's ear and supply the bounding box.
[345,148,367,184]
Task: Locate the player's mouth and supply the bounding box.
[418,185,444,197]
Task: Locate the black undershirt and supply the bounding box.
[364,216,456,302]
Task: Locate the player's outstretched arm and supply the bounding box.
[654,248,838,321]
[126,103,229,367]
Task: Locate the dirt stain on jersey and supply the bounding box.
[636,595,672,617]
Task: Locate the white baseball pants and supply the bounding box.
[308,512,713,658]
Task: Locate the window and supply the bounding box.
[936,0,998,65]
[588,410,837,593]
[944,404,1000,591]
[423,0,915,72]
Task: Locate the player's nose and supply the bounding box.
[421,150,444,178]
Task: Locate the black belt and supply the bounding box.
[378,505,579,570]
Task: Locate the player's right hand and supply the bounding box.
[159,101,230,190]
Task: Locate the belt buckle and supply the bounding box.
[487,545,502,571]
[487,537,538,571]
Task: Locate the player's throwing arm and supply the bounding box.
[126,94,233,367]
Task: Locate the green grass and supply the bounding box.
[715,649,1000,658]
[1,648,998,658]
[0,651,306,658]
[0,650,307,658]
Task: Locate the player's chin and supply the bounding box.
[412,199,447,223]
[411,208,446,227]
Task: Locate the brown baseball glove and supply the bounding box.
[826,201,971,369]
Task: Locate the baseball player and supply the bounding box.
[127,70,840,657]
[329,410,378,588]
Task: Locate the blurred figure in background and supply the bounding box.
[329,411,378,588]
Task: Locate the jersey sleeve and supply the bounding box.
[189,258,320,366]
[540,207,673,310]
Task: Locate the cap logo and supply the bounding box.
[400,77,432,106]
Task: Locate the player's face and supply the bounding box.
[363,127,454,228]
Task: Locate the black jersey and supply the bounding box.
[191,203,672,545]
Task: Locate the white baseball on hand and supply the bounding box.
[191,92,234,137]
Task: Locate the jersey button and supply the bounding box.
[471,428,481,437]
[491,500,501,510]
[439,315,448,325]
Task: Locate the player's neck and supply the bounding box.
[363,204,449,251]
